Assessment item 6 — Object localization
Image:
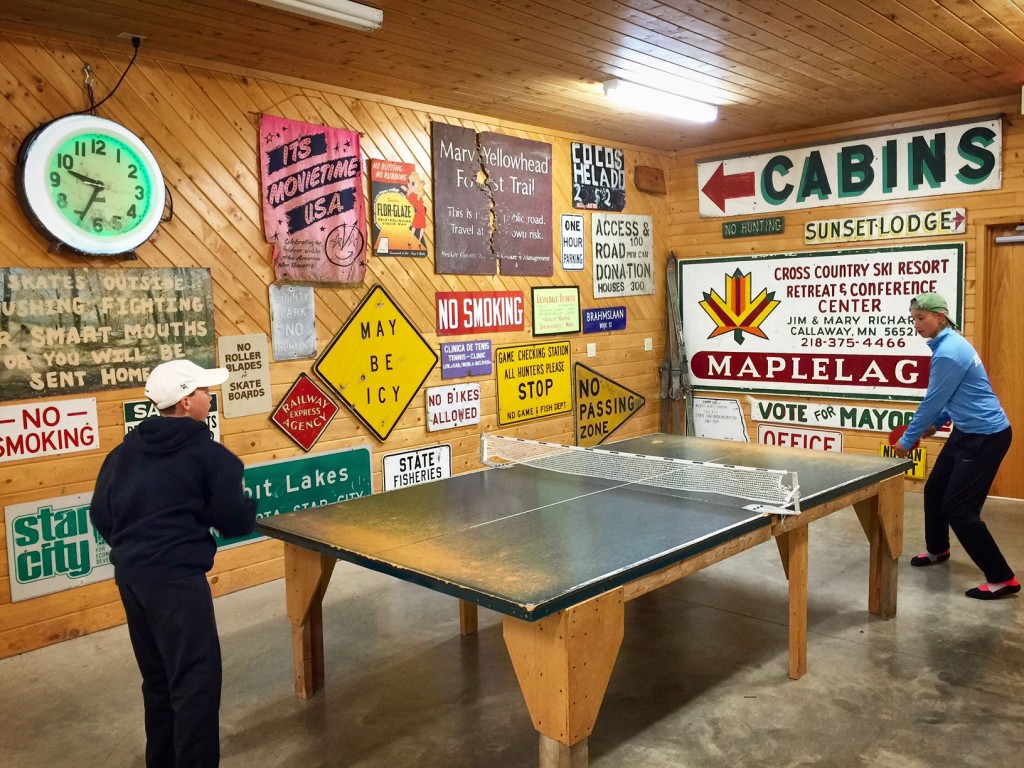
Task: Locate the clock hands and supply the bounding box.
[66,169,106,188]
[75,185,103,222]
[66,169,108,221]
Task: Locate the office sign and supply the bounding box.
[757,424,843,452]
[495,340,572,425]
[698,116,1001,216]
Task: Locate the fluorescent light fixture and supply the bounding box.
[249,0,383,31]
[603,79,717,123]
[996,224,1024,243]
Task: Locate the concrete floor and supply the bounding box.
[2,492,1023,768]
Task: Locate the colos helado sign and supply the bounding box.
[697,116,1001,217]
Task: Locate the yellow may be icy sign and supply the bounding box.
[315,285,437,441]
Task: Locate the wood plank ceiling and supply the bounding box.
[2,0,1024,151]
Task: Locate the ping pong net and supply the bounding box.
[480,433,800,515]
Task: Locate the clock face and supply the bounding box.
[18,115,165,255]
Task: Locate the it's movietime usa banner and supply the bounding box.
[677,243,964,401]
[259,114,367,284]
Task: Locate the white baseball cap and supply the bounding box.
[145,360,229,409]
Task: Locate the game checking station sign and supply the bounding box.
[315,285,437,441]
[495,340,572,425]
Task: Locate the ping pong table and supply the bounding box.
[256,433,913,768]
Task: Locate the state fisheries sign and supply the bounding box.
[677,243,964,401]
[697,116,1001,217]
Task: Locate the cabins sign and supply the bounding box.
[698,116,1001,217]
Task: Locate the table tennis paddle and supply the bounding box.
[887,424,920,450]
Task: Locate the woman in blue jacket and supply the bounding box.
[894,292,1018,600]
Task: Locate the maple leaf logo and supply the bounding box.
[699,269,780,345]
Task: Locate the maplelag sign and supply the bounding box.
[677,242,964,400]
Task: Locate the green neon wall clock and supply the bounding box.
[17,114,165,255]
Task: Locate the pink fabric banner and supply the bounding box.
[259,114,367,284]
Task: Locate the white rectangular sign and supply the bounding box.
[592,213,653,298]
[0,398,98,463]
[677,243,964,400]
[382,444,452,491]
[692,396,748,441]
[697,117,1001,217]
[757,424,843,452]
[425,382,481,432]
[219,333,272,418]
[5,492,112,602]
[561,214,585,270]
[748,397,950,437]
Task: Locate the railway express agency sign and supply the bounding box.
[677,243,963,400]
[496,340,572,424]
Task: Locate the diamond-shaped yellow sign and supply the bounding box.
[315,285,437,441]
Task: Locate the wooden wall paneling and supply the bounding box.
[665,95,1019,467]
[0,30,673,658]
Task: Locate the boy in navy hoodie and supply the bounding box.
[91,359,257,768]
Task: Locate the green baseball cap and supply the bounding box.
[909,292,957,329]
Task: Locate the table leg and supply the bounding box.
[458,599,478,635]
[503,590,625,768]
[777,526,809,680]
[853,475,904,618]
[283,543,336,699]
